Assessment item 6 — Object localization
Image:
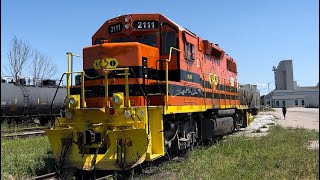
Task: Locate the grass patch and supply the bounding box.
[1,121,9,131]
[1,120,41,132]
[136,126,319,180]
[1,126,318,179]
[1,136,55,179]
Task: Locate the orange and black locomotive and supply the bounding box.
[46,13,255,171]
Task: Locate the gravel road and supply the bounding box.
[259,107,319,132]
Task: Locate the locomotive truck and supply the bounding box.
[46,13,258,173]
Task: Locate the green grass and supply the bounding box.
[136,126,319,180]
[1,136,55,180]
[1,120,41,132]
[1,121,12,132]
[1,126,318,180]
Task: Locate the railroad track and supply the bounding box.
[1,127,46,139]
[28,171,113,180]
[28,172,57,180]
[1,126,48,134]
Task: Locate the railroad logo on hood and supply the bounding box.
[93,58,119,70]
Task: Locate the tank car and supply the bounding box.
[1,79,66,125]
[46,13,254,173]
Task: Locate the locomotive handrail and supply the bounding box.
[165,47,181,110]
[103,68,130,108]
[66,52,85,108]
[65,71,86,108]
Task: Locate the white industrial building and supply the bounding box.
[265,60,319,108]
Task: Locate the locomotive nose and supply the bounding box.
[46,124,149,170]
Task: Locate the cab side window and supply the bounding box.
[162,31,176,54]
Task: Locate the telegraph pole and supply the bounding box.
[268,81,274,107]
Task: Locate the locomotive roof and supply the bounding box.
[112,13,197,37]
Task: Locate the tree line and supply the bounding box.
[2,36,57,85]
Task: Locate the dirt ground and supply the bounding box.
[260,107,319,132]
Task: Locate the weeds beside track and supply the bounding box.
[1,125,318,179]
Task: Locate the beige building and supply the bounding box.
[265,60,319,108]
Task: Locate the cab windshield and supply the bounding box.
[110,33,156,47]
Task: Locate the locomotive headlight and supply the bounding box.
[112,92,124,107]
[68,95,80,109]
[124,17,130,22]
[69,97,76,105]
[125,23,130,29]
[112,95,121,104]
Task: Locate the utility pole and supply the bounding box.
[268,81,274,107]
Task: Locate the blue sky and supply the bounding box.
[1,0,319,95]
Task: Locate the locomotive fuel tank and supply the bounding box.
[1,82,66,120]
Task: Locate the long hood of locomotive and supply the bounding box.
[1,83,66,117]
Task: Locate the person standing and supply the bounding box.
[282,106,287,120]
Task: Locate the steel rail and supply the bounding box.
[27,172,57,180]
[1,130,45,139]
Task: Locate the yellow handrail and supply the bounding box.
[66,52,71,99]
[165,47,181,110]
[103,68,130,108]
[65,71,86,108]
[66,52,85,108]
